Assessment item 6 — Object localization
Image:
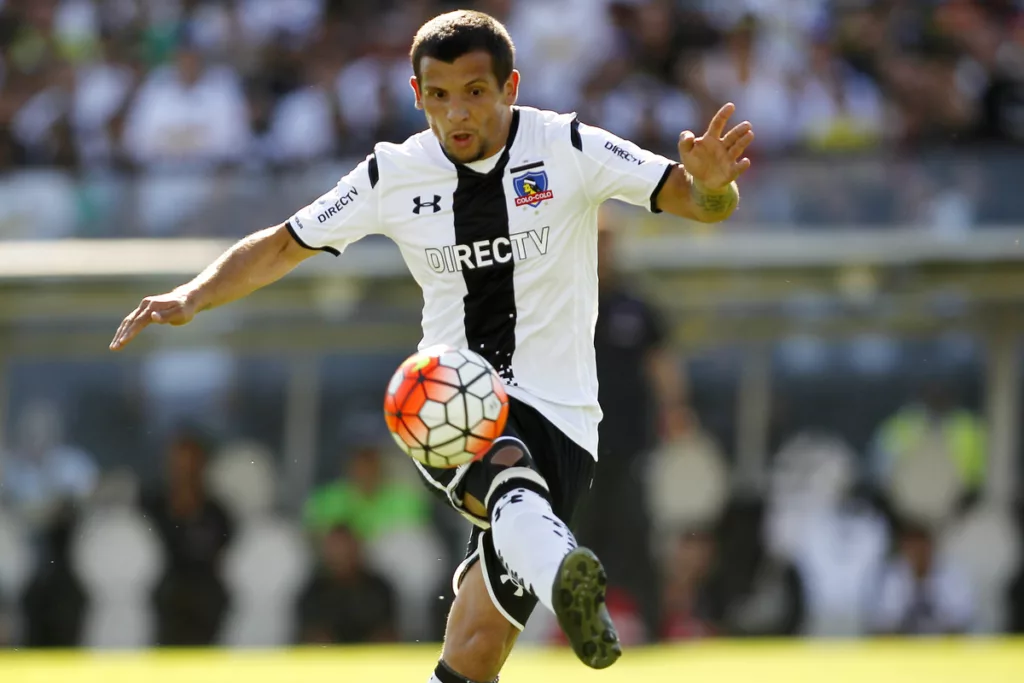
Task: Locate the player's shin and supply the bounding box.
[488,484,577,614]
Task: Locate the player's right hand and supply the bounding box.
[109,290,198,351]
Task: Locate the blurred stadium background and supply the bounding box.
[2,0,1024,679]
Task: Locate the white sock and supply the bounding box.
[489,487,577,614]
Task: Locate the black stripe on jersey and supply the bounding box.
[368,153,379,188]
[509,160,543,174]
[284,220,340,256]
[649,163,677,214]
[453,108,521,385]
[570,117,582,151]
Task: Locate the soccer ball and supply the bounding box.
[384,345,509,469]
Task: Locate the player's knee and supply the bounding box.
[461,438,550,519]
[479,438,550,516]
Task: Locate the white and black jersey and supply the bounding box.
[286,106,676,458]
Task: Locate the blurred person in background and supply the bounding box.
[791,27,887,155]
[688,13,795,154]
[869,382,986,496]
[576,203,690,639]
[831,0,977,146]
[659,527,718,641]
[120,31,250,234]
[295,523,397,644]
[304,436,431,544]
[0,398,98,534]
[704,496,805,638]
[140,428,234,646]
[867,518,975,636]
[121,32,250,171]
[19,503,87,648]
[1011,509,1024,633]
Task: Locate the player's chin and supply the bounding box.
[445,137,482,163]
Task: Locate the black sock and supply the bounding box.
[432,660,497,683]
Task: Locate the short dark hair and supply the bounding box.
[410,10,515,85]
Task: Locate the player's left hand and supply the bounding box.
[678,103,754,191]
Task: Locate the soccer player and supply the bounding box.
[109,10,753,683]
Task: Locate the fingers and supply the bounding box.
[678,130,696,153]
[729,129,755,160]
[722,121,752,149]
[110,310,147,351]
[109,298,173,351]
[733,157,752,179]
[706,102,735,138]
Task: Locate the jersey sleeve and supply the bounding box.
[569,118,677,213]
[285,153,382,256]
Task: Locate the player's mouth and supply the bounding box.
[449,132,475,149]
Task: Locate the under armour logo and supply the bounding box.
[413,195,441,214]
[500,573,526,598]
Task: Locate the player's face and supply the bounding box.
[412,51,519,164]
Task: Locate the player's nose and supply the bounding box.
[446,103,470,123]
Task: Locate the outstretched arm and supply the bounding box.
[110,152,384,351]
[109,223,316,350]
[654,103,754,223]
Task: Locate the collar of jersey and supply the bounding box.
[439,107,520,177]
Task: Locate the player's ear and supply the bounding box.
[410,76,423,110]
[504,70,520,106]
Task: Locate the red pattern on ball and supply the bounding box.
[384,347,512,468]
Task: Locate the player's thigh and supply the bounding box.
[442,561,520,681]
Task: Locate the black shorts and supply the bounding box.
[415,397,595,630]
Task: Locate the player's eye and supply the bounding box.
[470,88,483,97]
[430,90,446,100]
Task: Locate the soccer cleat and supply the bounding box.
[551,546,622,670]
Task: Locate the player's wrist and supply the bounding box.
[175,285,205,313]
[689,173,735,195]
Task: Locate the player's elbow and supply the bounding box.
[270,222,321,267]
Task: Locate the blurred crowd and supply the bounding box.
[1,221,1024,650]
[0,344,1023,649]
[3,0,1024,236]
[3,0,1024,170]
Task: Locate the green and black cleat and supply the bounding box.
[552,546,622,670]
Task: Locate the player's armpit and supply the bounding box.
[653,165,739,223]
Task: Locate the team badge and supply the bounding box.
[513,169,554,208]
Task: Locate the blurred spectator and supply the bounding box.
[0,398,99,533]
[768,431,889,637]
[1011,507,1024,633]
[577,206,691,639]
[120,35,250,234]
[295,524,396,644]
[20,505,87,647]
[791,29,887,153]
[121,36,249,170]
[869,383,986,494]
[868,519,976,636]
[689,13,796,153]
[304,439,430,543]
[705,497,805,637]
[140,430,234,646]
[659,528,718,641]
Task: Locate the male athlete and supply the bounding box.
[110,10,753,683]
